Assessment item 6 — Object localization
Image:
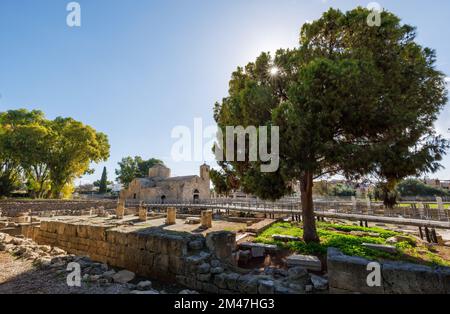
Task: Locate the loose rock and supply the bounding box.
[112,270,135,284]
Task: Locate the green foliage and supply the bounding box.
[210,168,239,197]
[397,178,449,197]
[255,222,394,259]
[115,156,164,187]
[98,166,108,194]
[214,7,448,243]
[330,183,356,197]
[255,222,449,266]
[0,109,110,199]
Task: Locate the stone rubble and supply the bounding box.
[112,270,136,284]
[2,226,332,295]
[361,243,397,254]
[0,232,193,294]
[286,254,322,271]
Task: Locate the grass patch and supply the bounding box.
[397,203,450,209]
[254,222,450,267]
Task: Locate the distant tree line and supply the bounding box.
[372,179,450,202]
[115,156,164,188]
[0,109,110,199]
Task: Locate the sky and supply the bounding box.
[0,0,449,185]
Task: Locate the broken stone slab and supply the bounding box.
[287,266,309,279]
[386,236,416,246]
[136,280,152,290]
[272,234,301,242]
[239,242,279,253]
[188,239,204,250]
[185,217,201,224]
[362,243,397,254]
[349,231,380,237]
[186,251,211,265]
[130,289,159,294]
[310,274,328,290]
[112,270,135,284]
[236,233,249,242]
[206,231,236,264]
[251,246,265,258]
[286,254,322,271]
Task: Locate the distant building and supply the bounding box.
[120,164,210,202]
[424,178,450,190]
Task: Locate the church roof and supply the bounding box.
[134,178,156,188]
[164,175,198,182]
[133,175,198,188]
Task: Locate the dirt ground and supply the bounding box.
[0,252,129,294]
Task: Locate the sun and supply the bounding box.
[269,66,280,77]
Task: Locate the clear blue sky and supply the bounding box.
[1,0,449,184]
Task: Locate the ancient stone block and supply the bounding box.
[188,238,204,250]
[138,206,147,222]
[224,272,240,291]
[206,231,236,264]
[201,210,212,229]
[197,273,211,282]
[362,243,397,254]
[327,247,384,294]
[258,280,275,294]
[167,235,188,256]
[166,208,176,225]
[153,254,169,273]
[286,254,322,271]
[169,255,185,274]
[186,251,210,265]
[116,202,125,219]
[198,263,210,274]
[76,225,89,238]
[213,273,228,289]
[201,282,219,294]
[237,274,258,294]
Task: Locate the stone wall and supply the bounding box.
[23,220,196,282]
[21,218,313,294]
[327,247,450,294]
[0,200,117,217]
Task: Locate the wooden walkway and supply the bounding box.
[124,199,450,230]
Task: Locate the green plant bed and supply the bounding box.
[254,222,450,267]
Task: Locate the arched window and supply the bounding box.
[161,195,166,204]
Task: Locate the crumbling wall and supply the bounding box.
[327,247,450,294]
[0,200,117,217]
[22,219,305,294]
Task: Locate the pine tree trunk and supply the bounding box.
[300,171,320,243]
[381,181,398,209]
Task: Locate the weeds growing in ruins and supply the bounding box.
[254,222,450,267]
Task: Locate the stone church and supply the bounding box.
[120,163,210,203]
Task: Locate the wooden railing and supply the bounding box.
[123,198,450,227]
